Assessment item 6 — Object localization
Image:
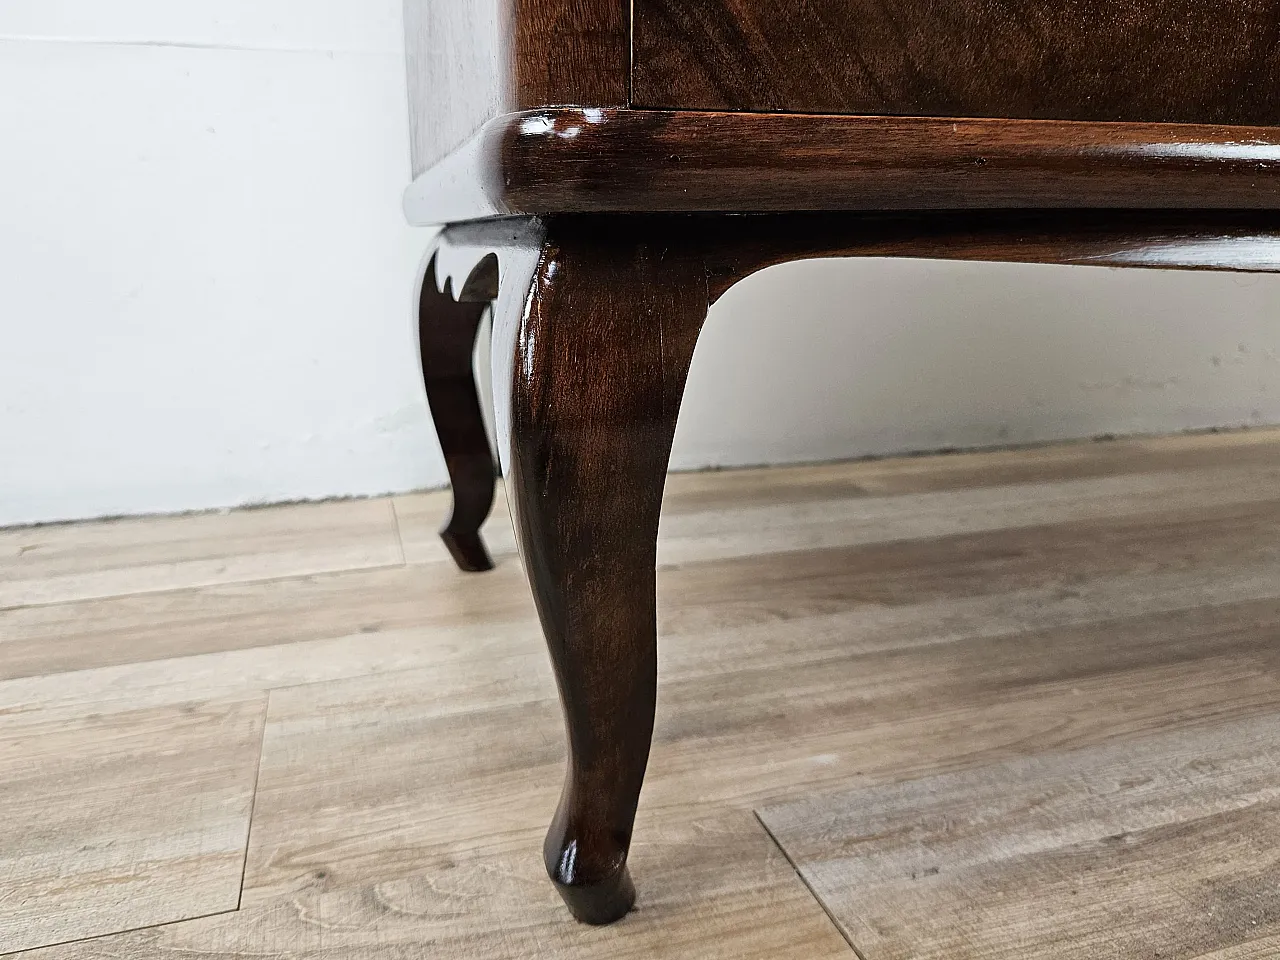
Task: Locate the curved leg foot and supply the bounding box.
[418,249,497,572]
[493,221,710,923]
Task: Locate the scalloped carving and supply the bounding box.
[425,250,500,307]
[416,221,547,571]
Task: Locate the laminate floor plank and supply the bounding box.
[7,431,1280,958]
[10,481,1280,696]
[0,562,536,682]
[1191,934,1280,959]
[5,511,1280,724]
[11,812,849,960]
[392,431,1280,565]
[657,429,1280,510]
[228,593,1280,901]
[35,613,1267,957]
[758,715,1280,960]
[654,464,1280,567]
[0,696,266,954]
[0,499,403,610]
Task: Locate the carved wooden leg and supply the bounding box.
[492,221,710,923]
[418,246,498,571]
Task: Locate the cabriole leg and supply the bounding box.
[493,221,710,923]
[417,244,498,571]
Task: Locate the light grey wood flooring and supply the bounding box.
[4,430,1280,957]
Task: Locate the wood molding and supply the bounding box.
[404,108,1280,224]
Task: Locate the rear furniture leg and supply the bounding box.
[417,241,498,571]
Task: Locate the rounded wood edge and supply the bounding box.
[404,107,1280,224]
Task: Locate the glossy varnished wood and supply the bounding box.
[403,109,1280,224]
[13,436,1280,955]
[423,210,1280,922]
[403,0,627,177]
[402,0,1280,931]
[633,0,1280,125]
[689,210,1280,293]
[416,249,498,572]
[494,221,710,923]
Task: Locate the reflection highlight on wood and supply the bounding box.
[404,112,1280,222]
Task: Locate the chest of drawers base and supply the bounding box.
[406,0,1280,926]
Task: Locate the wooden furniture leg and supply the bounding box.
[418,211,1280,926]
[490,221,710,923]
[407,0,1280,935]
[417,242,499,571]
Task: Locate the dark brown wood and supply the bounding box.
[486,219,711,924]
[406,0,1280,933]
[403,0,628,177]
[420,209,1280,924]
[434,208,1280,921]
[404,0,1280,933]
[633,0,1280,126]
[510,0,628,108]
[402,108,1280,224]
[417,248,500,572]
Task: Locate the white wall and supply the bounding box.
[675,260,1280,469]
[4,3,1280,527]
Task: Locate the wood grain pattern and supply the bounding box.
[653,463,1280,568]
[0,696,265,954]
[232,595,1280,904]
[417,248,498,572]
[9,462,1280,716]
[633,0,1280,126]
[655,430,1280,510]
[403,0,508,176]
[403,0,627,178]
[392,430,1280,568]
[0,498,402,610]
[9,433,1280,953]
[492,218,711,922]
[1193,935,1280,959]
[30,646,1278,957]
[0,563,533,682]
[62,563,1280,952]
[401,109,1280,223]
[15,814,850,960]
[758,714,1280,960]
[8,446,1280,701]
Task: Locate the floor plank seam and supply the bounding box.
[235,693,272,911]
[752,809,869,960]
[389,498,409,567]
[0,908,243,958]
[10,435,1280,957]
[0,561,411,617]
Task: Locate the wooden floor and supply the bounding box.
[4,431,1280,958]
